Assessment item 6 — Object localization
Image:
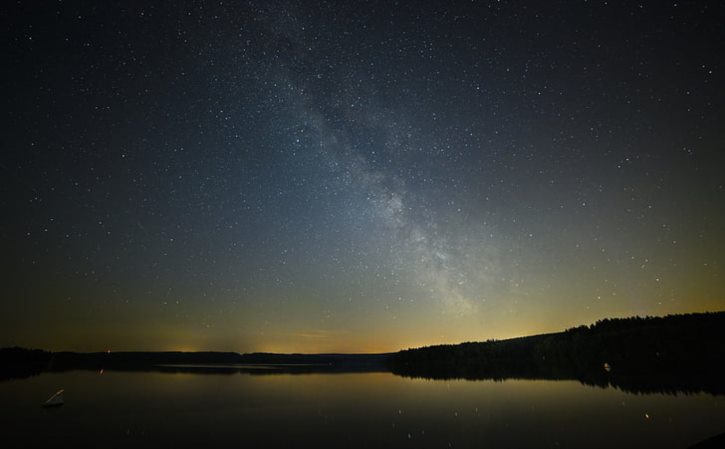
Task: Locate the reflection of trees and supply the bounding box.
[388,312,725,396]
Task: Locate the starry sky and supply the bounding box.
[1,1,724,353]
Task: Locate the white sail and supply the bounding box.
[43,389,64,407]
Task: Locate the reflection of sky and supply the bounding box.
[2,2,724,352]
[2,371,725,448]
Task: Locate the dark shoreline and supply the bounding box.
[0,349,392,381]
[3,311,725,395]
[389,311,725,395]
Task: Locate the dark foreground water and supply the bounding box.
[2,370,724,448]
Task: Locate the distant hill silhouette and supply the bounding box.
[388,311,725,395]
[3,312,725,395]
[0,348,390,380]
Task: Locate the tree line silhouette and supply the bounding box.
[388,311,725,395]
[3,312,724,394]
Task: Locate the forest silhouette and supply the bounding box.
[3,312,724,395]
[389,311,725,395]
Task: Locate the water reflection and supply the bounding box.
[1,369,724,448]
[389,367,725,397]
[5,361,724,397]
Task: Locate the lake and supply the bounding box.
[2,369,724,448]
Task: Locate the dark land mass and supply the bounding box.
[688,431,725,449]
[2,312,724,395]
[0,348,391,380]
[389,311,725,395]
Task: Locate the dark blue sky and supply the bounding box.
[2,1,723,352]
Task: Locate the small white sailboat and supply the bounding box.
[43,389,64,407]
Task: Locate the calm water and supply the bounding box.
[2,370,724,448]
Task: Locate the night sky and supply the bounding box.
[2,1,723,353]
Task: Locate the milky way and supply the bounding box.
[2,1,723,352]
